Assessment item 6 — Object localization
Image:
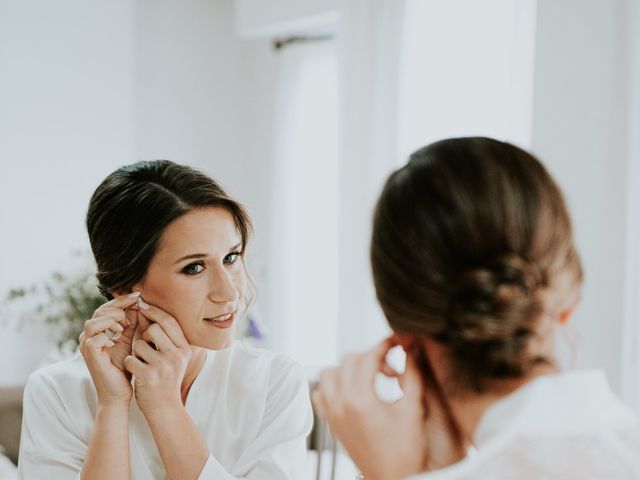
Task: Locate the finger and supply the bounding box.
[370,336,401,365]
[84,316,124,338]
[93,306,127,326]
[317,368,339,411]
[124,354,148,377]
[338,354,361,392]
[397,350,424,403]
[340,338,397,392]
[142,323,175,352]
[341,353,384,403]
[137,302,188,348]
[366,336,403,381]
[124,306,139,328]
[134,309,153,339]
[380,362,401,378]
[84,332,115,351]
[380,343,406,377]
[101,291,142,311]
[311,389,327,420]
[132,339,161,364]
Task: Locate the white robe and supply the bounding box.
[409,369,640,480]
[17,340,313,479]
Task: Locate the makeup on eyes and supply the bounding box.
[180,250,243,276]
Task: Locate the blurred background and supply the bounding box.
[0,0,639,419]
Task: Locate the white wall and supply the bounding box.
[0,0,136,384]
[622,0,640,411]
[532,0,632,393]
[397,0,537,157]
[134,0,244,186]
[234,0,337,38]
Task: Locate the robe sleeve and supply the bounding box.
[17,370,84,480]
[198,356,313,480]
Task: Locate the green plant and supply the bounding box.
[3,266,105,350]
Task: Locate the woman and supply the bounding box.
[313,137,640,479]
[18,161,313,479]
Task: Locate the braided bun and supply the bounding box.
[443,254,547,388]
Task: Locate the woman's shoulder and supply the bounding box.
[214,341,309,399]
[25,353,92,398]
[227,341,312,428]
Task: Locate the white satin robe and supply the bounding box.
[17,341,313,479]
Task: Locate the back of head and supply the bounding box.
[371,137,583,393]
[86,160,252,300]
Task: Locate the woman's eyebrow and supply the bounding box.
[174,253,208,264]
[174,243,242,265]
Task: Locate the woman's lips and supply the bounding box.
[203,311,236,329]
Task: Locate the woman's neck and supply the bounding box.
[449,362,559,445]
[180,347,207,405]
[420,337,560,469]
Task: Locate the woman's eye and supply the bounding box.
[223,252,241,265]
[183,262,205,275]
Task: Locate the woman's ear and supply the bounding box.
[113,282,143,298]
[393,333,416,353]
[393,333,430,359]
[558,307,575,326]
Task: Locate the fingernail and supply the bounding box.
[138,299,150,310]
[129,291,141,298]
[116,323,124,331]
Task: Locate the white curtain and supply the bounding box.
[335,0,405,356]
[267,38,340,367]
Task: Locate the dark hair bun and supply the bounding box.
[443,253,546,383]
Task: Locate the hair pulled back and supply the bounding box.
[371,137,582,393]
[86,160,252,300]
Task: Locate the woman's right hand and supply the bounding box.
[79,292,142,406]
[312,338,429,480]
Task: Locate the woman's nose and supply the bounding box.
[208,266,238,303]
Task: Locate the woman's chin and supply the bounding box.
[189,332,234,350]
[183,318,239,350]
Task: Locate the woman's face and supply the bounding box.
[133,207,247,350]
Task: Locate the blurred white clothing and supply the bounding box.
[409,370,640,479]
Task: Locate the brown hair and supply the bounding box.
[371,137,582,394]
[86,160,253,300]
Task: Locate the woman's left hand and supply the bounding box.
[123,301,192,414]
[312,338,428,480]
